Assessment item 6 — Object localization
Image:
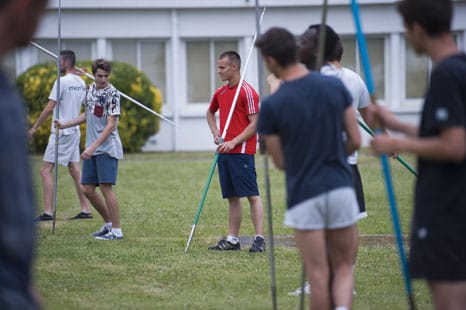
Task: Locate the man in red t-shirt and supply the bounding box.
[206,50,265,253]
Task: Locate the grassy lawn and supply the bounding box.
[32,149,433,309]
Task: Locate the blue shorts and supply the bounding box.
[81,153,119,185]
[217,153,259,198]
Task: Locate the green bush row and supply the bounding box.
[16,60,163,153]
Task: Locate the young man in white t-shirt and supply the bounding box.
[29,50,91,221]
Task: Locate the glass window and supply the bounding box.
[186,40,237,103]
[111,39,167,97]
[405,42,429,99]
[341,38,357,72]
[35,39,92,64]
[35,39,58,63]
[187,42,210,103]
[112,39,138,67]
[341,36,385,100]
[141,41,166,97]
[2,51,16,81]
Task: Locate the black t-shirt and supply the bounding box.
[413,53,466,240]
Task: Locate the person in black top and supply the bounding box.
[370,1,466,309]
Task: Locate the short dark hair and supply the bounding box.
[219,50,241,70]
[60,50,76,67]
[307,24,342,62]
[255,27,297,67]
[397,0,452,36]
[91,58,112,75]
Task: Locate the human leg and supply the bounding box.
[295,229,331,309]
[247,195,264,236]
[81,184,110,222]
[429,281,466,310]
[327,225,357,308]
[228,196,242,238]
[68,161,91,214]
[39,161,54,215]
[99,183,120,229]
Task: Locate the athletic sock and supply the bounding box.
[255,235,265,240]
[112,228,122,237]
[227,235,239,244]
[105,222,112,230]
[335,307,348,310]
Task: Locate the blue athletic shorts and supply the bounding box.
[81,153,119,185]
[217,153,259,198]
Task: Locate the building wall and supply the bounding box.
[12,0,466,151]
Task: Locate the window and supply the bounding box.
[111,39,166,97]
[2,51,16,81]
[405,42,429,99]
[186,40,238,103]
[35,39,93,64]
[341,36,385,100]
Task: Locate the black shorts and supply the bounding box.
[409,234,466,281]
[350,164,366,217]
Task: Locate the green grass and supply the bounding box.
[33,149,433,309]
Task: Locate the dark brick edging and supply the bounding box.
[239,234,410,248]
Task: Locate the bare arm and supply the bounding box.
[344,106,361,155]
[28,99,56,139]
[81,115,117,160]
[263,134,285,170]
[56,113,86,129]
[206,109,221,145]
[366,104,418,137]
[371,126,466,162]
[218,113,258,153]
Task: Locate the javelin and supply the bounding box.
[184,7,266,253]
[29,41,177,127]
[351,1,416,309]
[52,0,62,234]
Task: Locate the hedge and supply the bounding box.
[16,60,163,153]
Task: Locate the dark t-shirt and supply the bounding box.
[414,53,466,240]
[258,72,354,209]
[0,71,37,309]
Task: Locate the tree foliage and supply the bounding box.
[16,61,163,153]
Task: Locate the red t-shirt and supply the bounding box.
[209,81,259,154]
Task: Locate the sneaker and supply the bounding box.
[288,282,311,296]
[91,225,110,237]
[95,231,123,240]
[68,212,93,220]
[249,236,266,253]
[208,239,241,251]
[35,213,53,222]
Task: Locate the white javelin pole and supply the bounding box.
[52,0,62,234]
[29,41,177,127]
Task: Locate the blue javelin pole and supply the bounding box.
[350,1,416,309]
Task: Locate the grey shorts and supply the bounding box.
[43,133,80,166]
[284,187,359,230]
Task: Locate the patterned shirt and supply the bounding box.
[84,83,123,159]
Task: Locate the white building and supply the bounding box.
[5,0,466,151]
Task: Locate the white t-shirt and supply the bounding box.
[321,64,370,164]
[48,73,86,135]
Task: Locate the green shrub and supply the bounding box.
[16,61,163,153]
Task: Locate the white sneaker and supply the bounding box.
[288,282,311,296]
